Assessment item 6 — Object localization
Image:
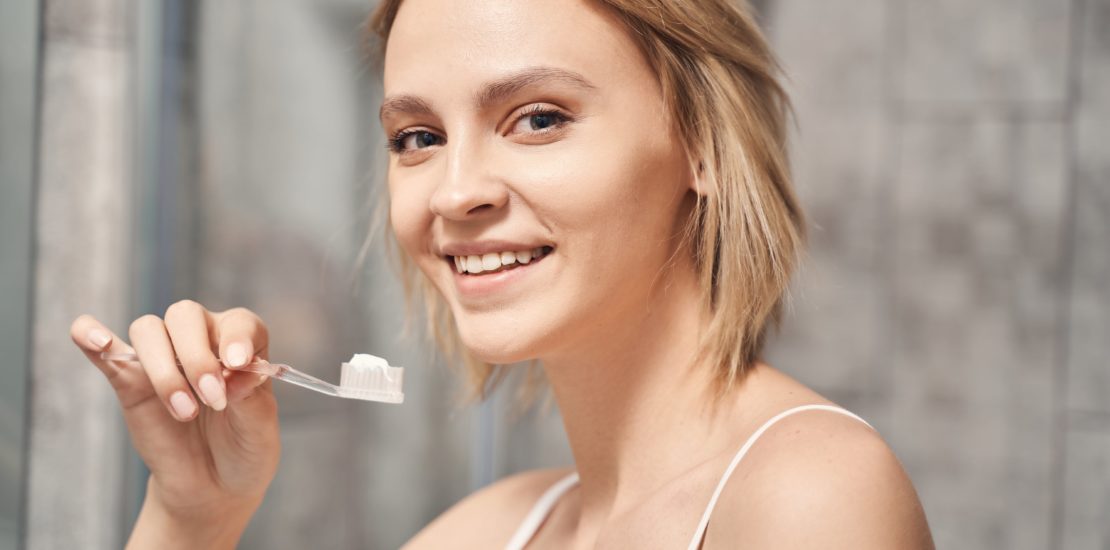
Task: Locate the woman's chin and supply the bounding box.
[461,341,538,365]
[456,326,543,365]
[450,304,571,364]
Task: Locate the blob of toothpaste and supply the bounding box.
[338,353,405,403]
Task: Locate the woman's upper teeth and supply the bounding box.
[453,247,545,274]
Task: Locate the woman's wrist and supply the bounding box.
[126,483,261,550]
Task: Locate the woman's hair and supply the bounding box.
[364,0,805,405]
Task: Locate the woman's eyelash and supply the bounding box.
[517,105,571,126]
[386,129,433,154]
[385,107,573,154]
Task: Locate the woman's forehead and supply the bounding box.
[381,0,645,97]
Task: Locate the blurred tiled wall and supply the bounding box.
[762,0,1109,548]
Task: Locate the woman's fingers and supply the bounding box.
[70,314,153,395]
[129,314,199,422]
[73,305,273,419]
[70,312,140,375]
[70,314,122,375]
[164,300,227,412]
[226,368,274,404]
[215,308,272,406]
[216,307,269,368]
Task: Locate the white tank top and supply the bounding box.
[503,404,874,550]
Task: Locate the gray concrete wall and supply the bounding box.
[25,0,134,548]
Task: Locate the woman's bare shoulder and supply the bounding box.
[703,406,935,549]
[401,467,575,550]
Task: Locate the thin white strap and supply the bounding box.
[504,471,580,550]
[685,404,873,550]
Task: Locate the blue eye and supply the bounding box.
[385,106,573,156]
[529,112,557,130]
[515,106,570,134]
[387,130,441,154]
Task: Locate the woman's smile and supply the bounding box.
[444,243,556,300]
[448,246,554,275]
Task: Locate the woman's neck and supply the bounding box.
[540,259,746,525]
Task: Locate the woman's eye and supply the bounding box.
[386,108,571,156]
[527,113,557,130]
[510,108,570,135]
[388,130,441,154]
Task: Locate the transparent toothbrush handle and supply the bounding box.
[242,362,340,397]
[98,352,341,398]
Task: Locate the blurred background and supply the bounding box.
[1,0,1107,548]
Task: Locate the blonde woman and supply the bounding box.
[70,0,934,548]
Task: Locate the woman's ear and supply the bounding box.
[688,159,710,197]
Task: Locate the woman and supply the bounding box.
[70,0,934,547]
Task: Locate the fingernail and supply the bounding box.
[226,343,248,368]
[88,329,111,349]
[199,374,227,411]
[170,391,197,420]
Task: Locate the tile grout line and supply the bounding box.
[1048,0,1086,547]
[877,0,908,428]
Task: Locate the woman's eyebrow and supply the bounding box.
[379,66,597,123]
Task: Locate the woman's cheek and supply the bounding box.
[389,185,433,264]
[389,199,414,249]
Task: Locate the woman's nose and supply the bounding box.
[429,142,509,220]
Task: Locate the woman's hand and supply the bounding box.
[69,301,281,536]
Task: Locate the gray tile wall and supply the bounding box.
[763,0,1110,548]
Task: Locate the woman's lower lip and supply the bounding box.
[451,254,549,298]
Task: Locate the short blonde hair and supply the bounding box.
[365,0,805,405]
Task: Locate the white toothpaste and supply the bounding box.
[338,353,405,403]
[347,353,390,369]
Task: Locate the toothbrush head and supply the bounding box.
[338,353,404,403]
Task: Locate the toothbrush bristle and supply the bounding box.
[339,354,404,403]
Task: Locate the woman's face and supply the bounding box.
[382,0,697,364]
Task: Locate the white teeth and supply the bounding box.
[453,247,550,274]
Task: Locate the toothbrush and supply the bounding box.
[99,352,404,404]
